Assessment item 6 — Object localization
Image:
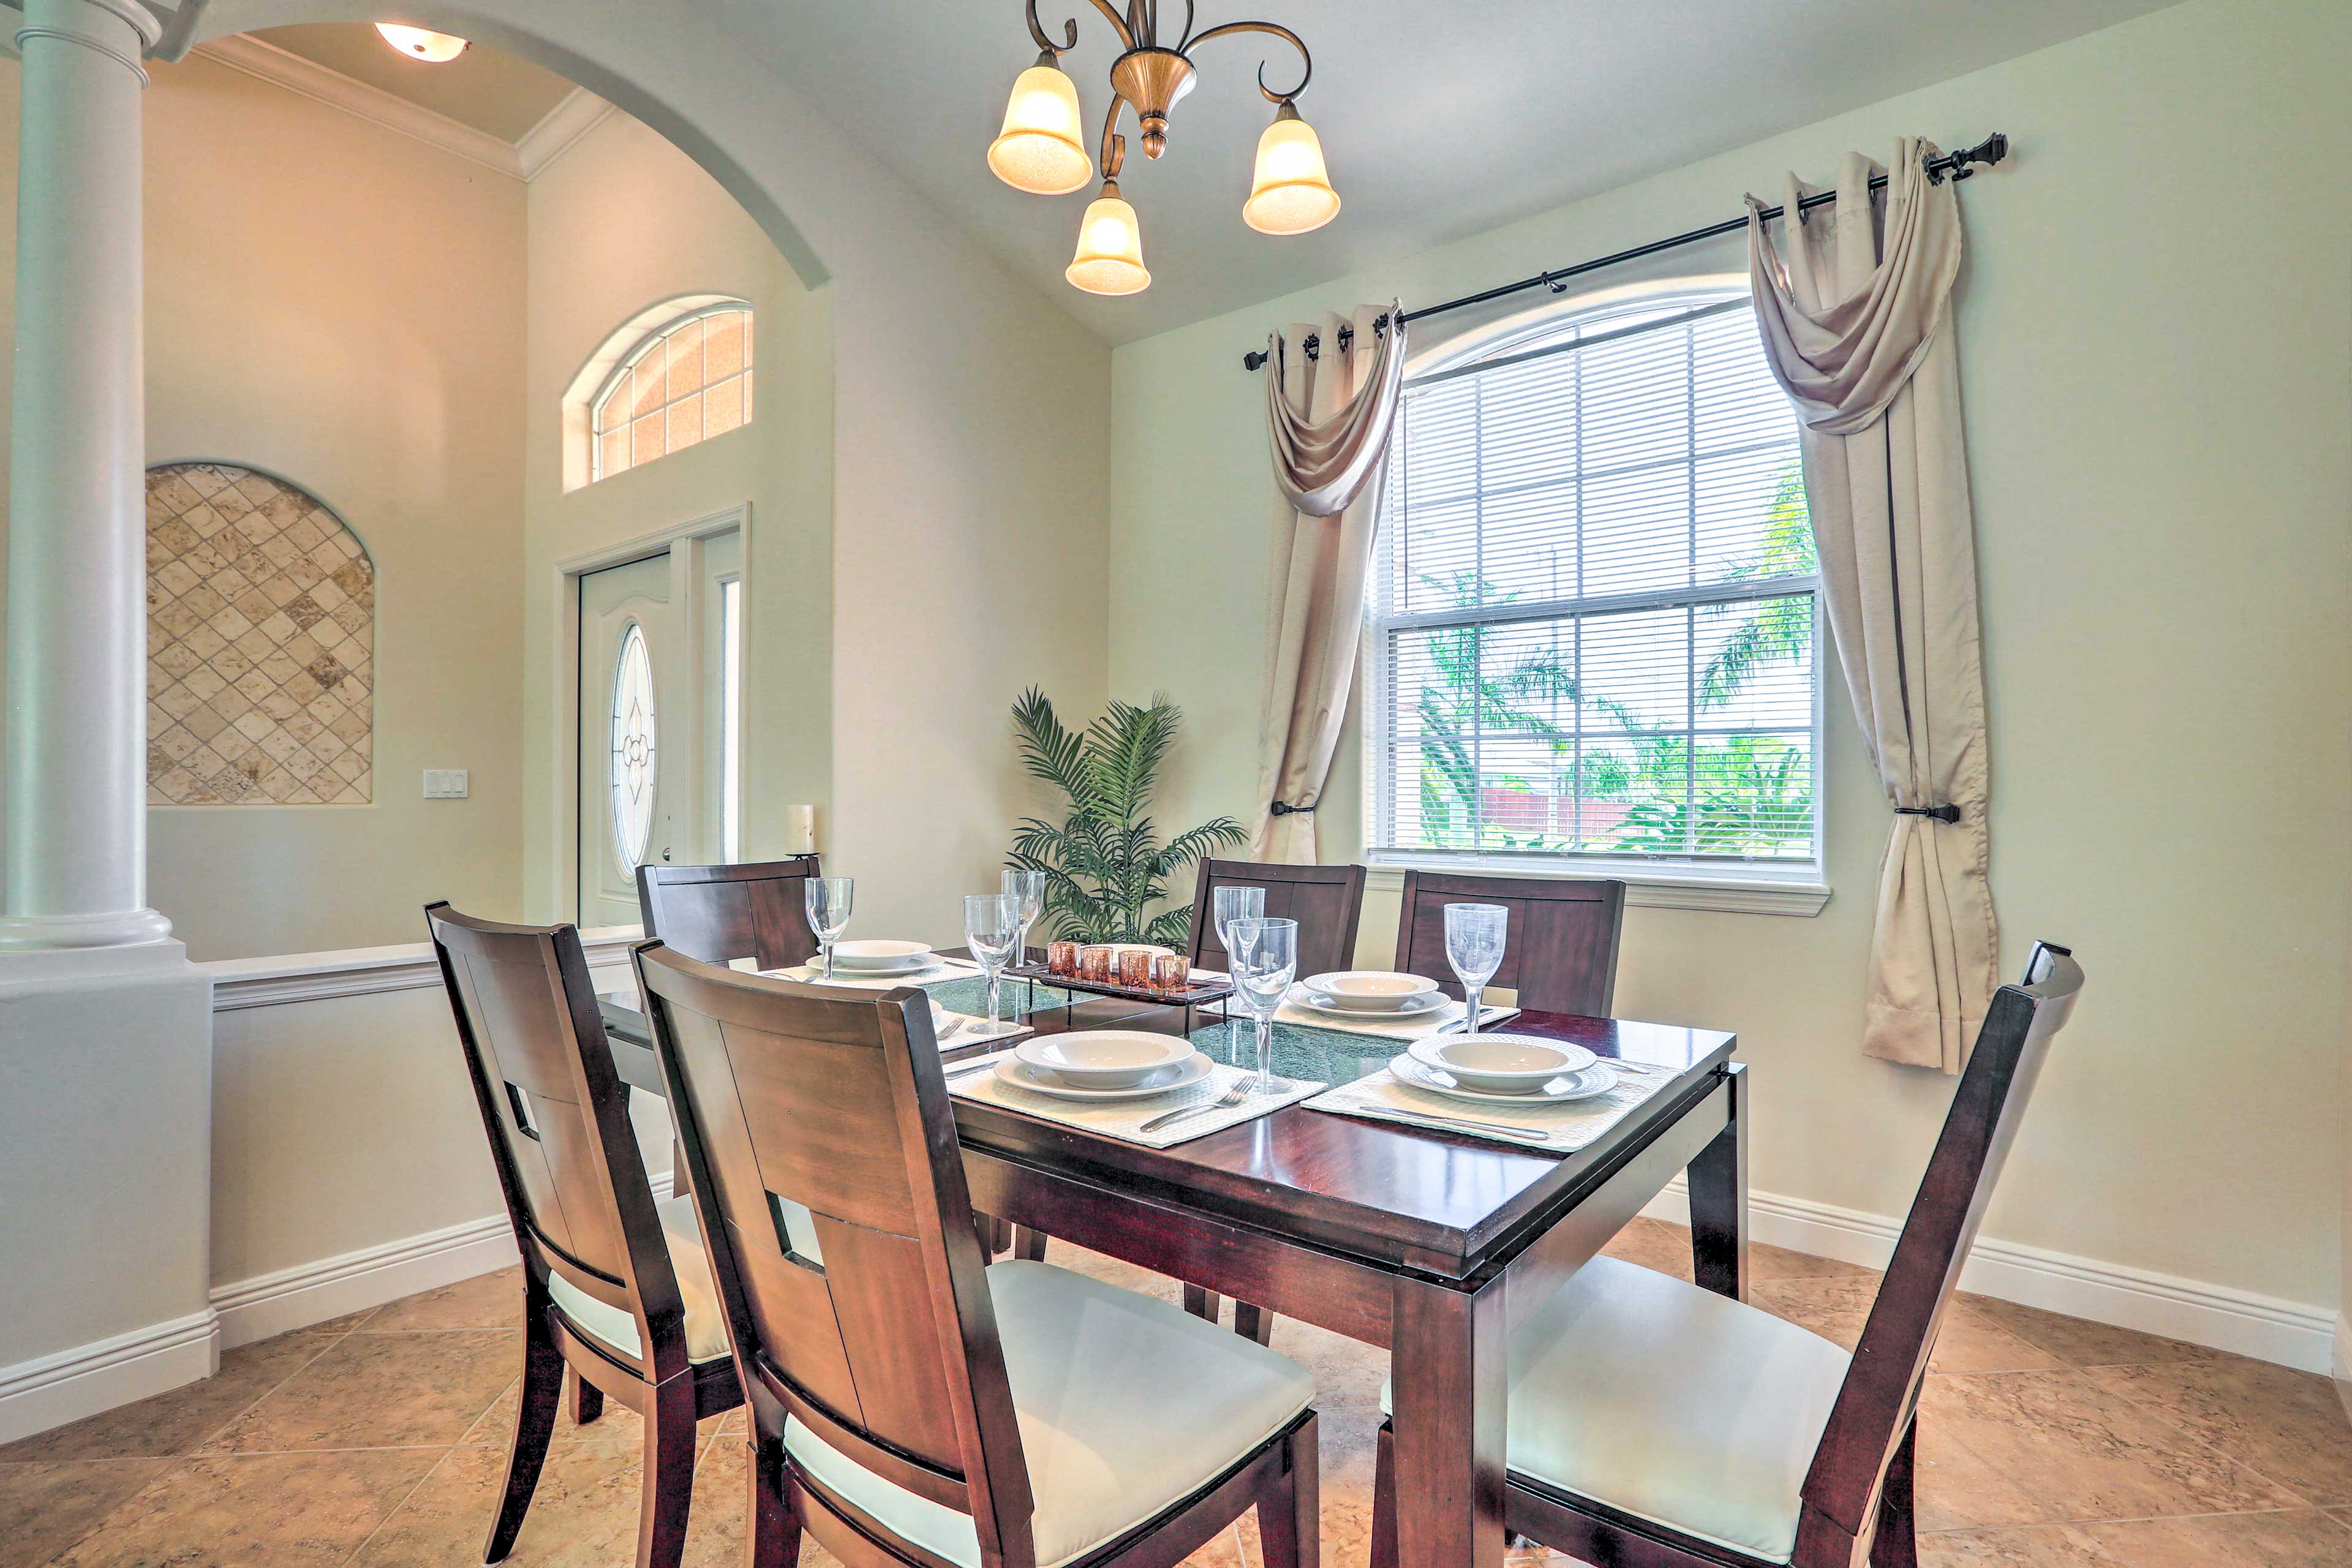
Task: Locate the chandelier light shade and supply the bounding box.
[994,0,1336,294]
[989,59,1093,195]
[1244,104,1340,235]
[375,23,469,62]
[1066,183,1150,296]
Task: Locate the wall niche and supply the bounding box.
[146,463,375,805]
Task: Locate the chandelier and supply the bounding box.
[989,1,1340,297]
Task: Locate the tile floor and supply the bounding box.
[6,1220,2347,1567]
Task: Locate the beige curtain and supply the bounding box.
[1747,142,1996,1072]
[1251,302,1406,862]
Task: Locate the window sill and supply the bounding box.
[1362,857,1831,918]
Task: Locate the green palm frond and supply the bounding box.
[1003,690,1243,943]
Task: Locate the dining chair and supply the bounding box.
[633,941,1324,1568]
[1366,940,2086,1568]
[1392,869,1627,1016]
[1186,858,1369,978]
[424,903,742,1568]
[635,856,824,971]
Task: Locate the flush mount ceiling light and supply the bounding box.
[990,0,1340,296]
[375,23,469,63]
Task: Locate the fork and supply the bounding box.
[1137,1076,1258,1134]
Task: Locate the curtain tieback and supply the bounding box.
[1893,803,1962,823]
[1268,799,1317,817]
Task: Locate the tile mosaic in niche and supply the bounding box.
[146,463,374,805]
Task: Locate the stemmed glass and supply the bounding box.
[963,892,1023,1030]
[1225,916,1297,1095]
[1001,869,1046,971]
[1211,884,1265,1049]
[1443,902,1508,1035]
[804,876,853,981]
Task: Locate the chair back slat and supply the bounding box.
[636,858,824,970]
[425,903,690,1381]
[1392,871,1626,1014]
[1797,941,2085,1556]
[636,942,1037,1562]
[1188,859,1368,979]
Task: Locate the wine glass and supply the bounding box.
[804,876,853,980]
[1443,902,1509,1034]
[1210,884,1265,1049]
[1226,916,1297,1095]
[1001,869,1046,970]
[963,892,1023,1029]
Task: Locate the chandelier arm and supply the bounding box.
[1099,93,1131,180]
[1172,0,1196,51]
[1023,0,1080,55]
[1084,0,1138,51]
[1183,19,1310,102]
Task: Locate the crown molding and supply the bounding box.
[516,86,614,179]
[192,33,525,179]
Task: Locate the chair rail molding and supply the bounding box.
[206,925,645,1010]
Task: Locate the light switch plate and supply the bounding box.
[423,769,469,799]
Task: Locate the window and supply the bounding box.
[590,304,753,481]
[1366,289,1821,885]
[609,621,658,871]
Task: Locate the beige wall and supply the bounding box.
[119,55,522,960]
[520,108,830,923]
[1110,0,2350,1321]
[521,108,1114,944]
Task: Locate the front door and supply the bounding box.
[575,532,743,927]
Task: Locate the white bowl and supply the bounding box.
[831,939,934,971]
[1301,971,1441,1012]
[1014,1030,1194,1088]
[1407,1033,1596,1092]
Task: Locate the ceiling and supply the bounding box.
[706,0,2175,342]
[254,23,575,143]
[248,3,2176,342]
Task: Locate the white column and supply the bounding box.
[0,0,170,949]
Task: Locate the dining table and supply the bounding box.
[598,951,1745,1568]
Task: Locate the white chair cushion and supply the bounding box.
[783,1260,1315,1568]
[1383,1256,1850,1564]
[546,1194,730,1364]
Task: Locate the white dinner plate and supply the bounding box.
[1014,1030,1194,1087]
[1288,984,1449,1020]
[1298,971,1442,1011]
[993,1051,1212,1102]
[1388,1052,1617,1105]
[831,939,935,973]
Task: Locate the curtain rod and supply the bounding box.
[1242,132,2009,371]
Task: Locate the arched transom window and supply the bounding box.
[590,303,753,481]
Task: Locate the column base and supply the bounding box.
[0,906,174,950]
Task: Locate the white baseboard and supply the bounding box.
[1641,1180,2337,1374]
[210,1169,677,1350]
[0,1308,221,1445]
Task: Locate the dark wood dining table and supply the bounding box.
[599,956,1744,1568]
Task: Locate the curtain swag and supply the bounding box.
[1251,301,1407,862]
[1748,141,1998,1074]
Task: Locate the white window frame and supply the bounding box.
[1362,281,1831,917]
[589,301,755,483]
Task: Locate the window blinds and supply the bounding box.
[1370,294,1820,865]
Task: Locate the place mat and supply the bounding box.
[1303,1057,1684,1152]
[946,1049,1324,1149]
[1200,992,1518,1041]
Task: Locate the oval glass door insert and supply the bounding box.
[609,621,658,871]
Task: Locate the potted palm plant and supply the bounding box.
[1006,687,1246,944]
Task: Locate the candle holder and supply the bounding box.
[1117,948,1154,989]
[1150,953,1189,993]
[1077,944,1115,984]
[1046,940,1079,978]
